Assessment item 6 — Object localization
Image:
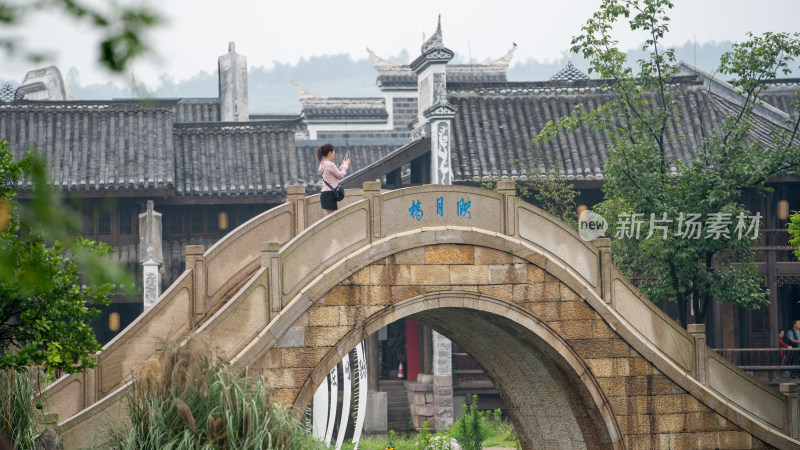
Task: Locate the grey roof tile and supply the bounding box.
[447,78,791,181]
[173,119,302,197]
[0,100,177,192]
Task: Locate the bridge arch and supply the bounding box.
[297,290,622,449]
[47,183,800,449]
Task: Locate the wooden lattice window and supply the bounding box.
[98,210,111,235]
[82,203,94,235]
[191,210,203,234]
[119,207,132,235]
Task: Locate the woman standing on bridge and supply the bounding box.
[318,143,350,216]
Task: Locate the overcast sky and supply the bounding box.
[2,0,799,87]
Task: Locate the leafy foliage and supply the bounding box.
[482,146,579,230]
[0,139,130,377]
[790,212,800,261]
[538,0,800,326]
[0,0,162,72]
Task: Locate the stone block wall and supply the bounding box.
[406,380,435,429]
[257,243,779,448]
[392,97,418,130]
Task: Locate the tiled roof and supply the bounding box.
[447,78,789,181]
[376,65,508,89]
[759,81,800,120]
[300,98,389,122]
[174,98,220,122]
[0,99,316,197]
[0,100,178,192]
[551,62,589,82]
[173,119,303,197]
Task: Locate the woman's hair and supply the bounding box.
[317,143,335,161]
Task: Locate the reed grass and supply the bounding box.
[100,346,325,449]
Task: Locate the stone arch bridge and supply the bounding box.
[46,183,800,449]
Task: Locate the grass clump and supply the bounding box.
[101,345,325,449]
[0,369,40,448]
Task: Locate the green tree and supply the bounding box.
[0,139,128,377]
[482,147,579,230]
[1,0,161,72]
[539,0,800,326]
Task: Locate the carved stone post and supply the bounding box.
[594,238,613,305]
[138,200,163,309]
[287,184,306,236]
[780,383,799,439]
[83,367,96,408]
[185,245,205,326]
[688,323,707,385]
[261,242,282,314]
[497,180,516,236]
[362,181,382,240]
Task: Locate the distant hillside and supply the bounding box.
[9,40,795,114]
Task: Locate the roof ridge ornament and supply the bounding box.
[421,14,444,54]
[482,43,517,68]
[366,48,403,71]
[550,61,590,82]
[291,81,327,100]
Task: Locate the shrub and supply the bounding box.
[453,394,487,450]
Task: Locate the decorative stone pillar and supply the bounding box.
[423,89,456,185]
[410,16,456,186]
[218,42,248,122]
[138,200,162,309]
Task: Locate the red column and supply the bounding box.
[405,319,420,381]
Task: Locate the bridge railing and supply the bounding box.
[45,186,373,422]
[46,181,800,446]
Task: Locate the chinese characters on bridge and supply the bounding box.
[409,197,472,221]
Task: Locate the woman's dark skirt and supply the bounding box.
[320,190,338,210]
